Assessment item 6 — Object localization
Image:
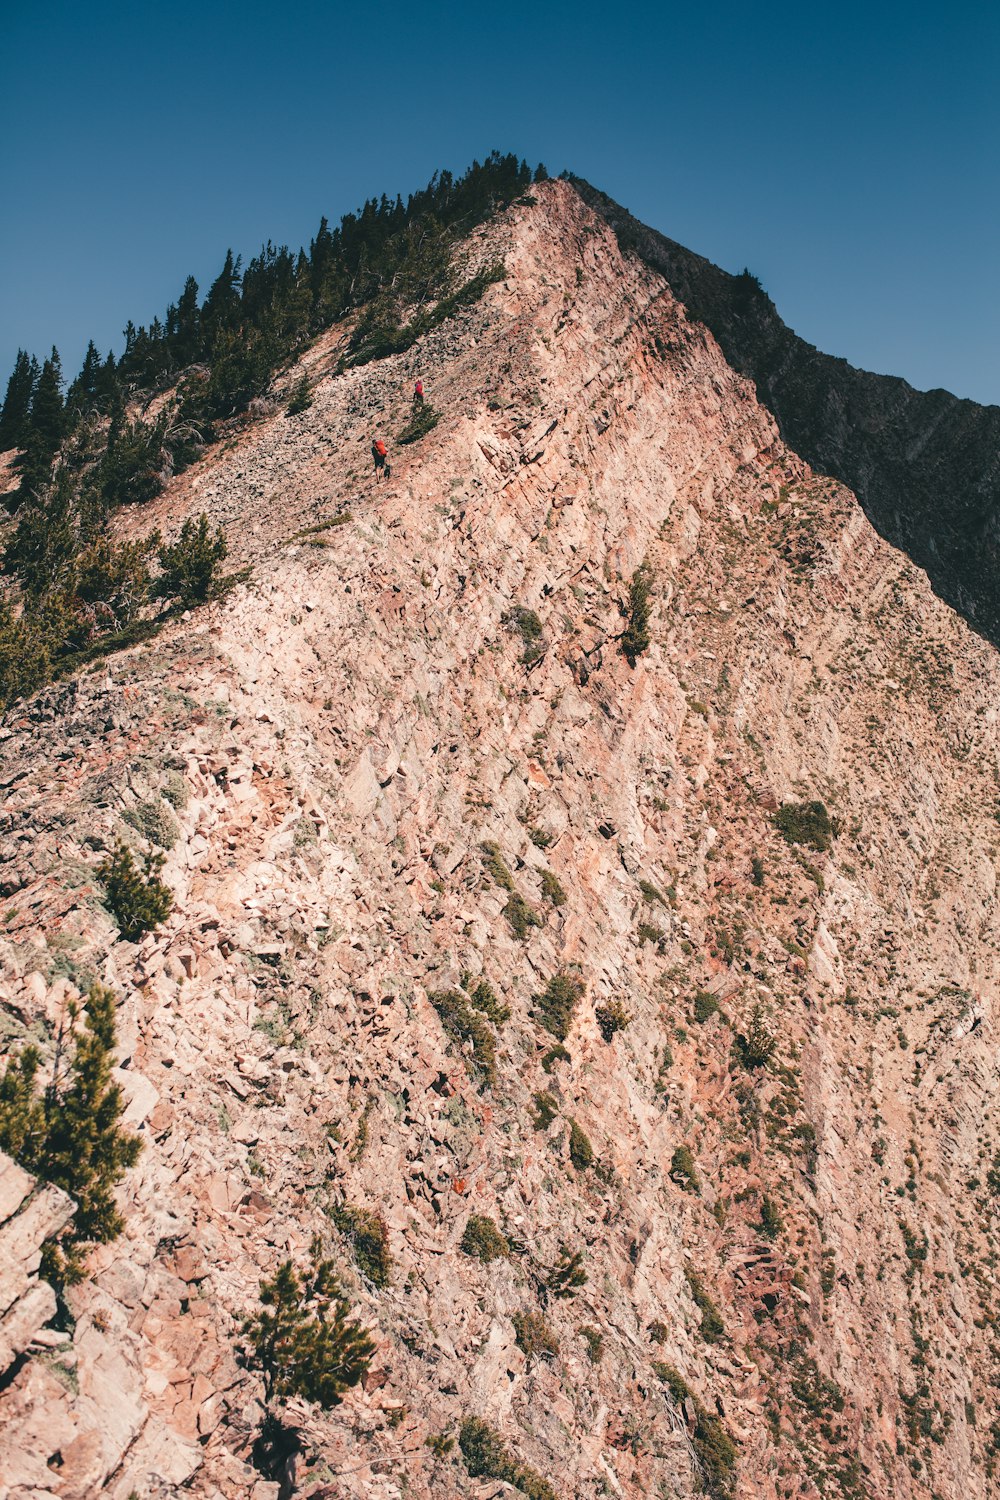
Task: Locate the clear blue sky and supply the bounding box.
[2,0,997,405]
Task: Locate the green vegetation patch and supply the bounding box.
[773,800,837,852]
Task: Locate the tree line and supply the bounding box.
[0,154,544,710]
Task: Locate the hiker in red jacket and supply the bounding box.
[371,437,390,482]
[413,379,424,405]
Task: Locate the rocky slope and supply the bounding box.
[573,178,1000,648]
[3,179,1000,1500]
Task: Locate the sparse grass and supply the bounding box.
[540,870,567,906]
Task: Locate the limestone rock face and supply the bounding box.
[3,180,1000,1499]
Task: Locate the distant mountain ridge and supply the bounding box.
[572,177,1000,648]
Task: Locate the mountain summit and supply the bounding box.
[2,176,1000,1500]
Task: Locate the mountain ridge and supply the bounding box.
[571,176,1000,647]
[2,178,1000,1500]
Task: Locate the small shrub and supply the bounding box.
[653,1360,690,1403]
[331,1204,392,1287]
[732,1005,776,1070]
[426,1431,455,1458]
[429,989,498,1089]
[986,1152,1000,1195]
[0,603,50,710]
[693,1407,738,1498]
[568,1119,594,1171]
[461,973,510,1025]
[637,921,665,947]
[0,982,141,1286]
[671,1144,699,1193]
[686,1270,725,1344]
[541,1044,570,1073]
[533,972,586,1040]
[532,1091,558,1130]
[621,561,652,666]
[540,869,566,906]
[155,513,227,605]
[505,891,542,940]
[505,605,545,666]
[595,1000,632,1042]
[655,1364,737,1498]
[529,827,552,848]
[397,400,440,444]
[547,1245,587,1298]
[458,1417,558,1500]
[481,840,515,891]
[285,373,313,416]
[774,800,837,853]
[97,839,173,942]
[758,1195,784,1241]
[580,1325,604,1363]
[240,1236,374,1409]
[692,990,719,1024]
[638,879,666,906]
[751,856,765,887]
[460,1214,510,1262]
[162,771,188,809]
[513,1309,559,1360]
[122,798,180,850]
[648,1319,669,1345]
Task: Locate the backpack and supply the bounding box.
[374,439,387,457]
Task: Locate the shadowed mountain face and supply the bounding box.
[572,178,1000,647]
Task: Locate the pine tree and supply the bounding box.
[88,350,120,416]
[18,348,66,495]
[0,349,37,450]
[67,341,102,414]
[3,467,78,597]
[155,513,227,603]
[0,600,51,709]
[174,275,200,363]
[0,983,142,1286]
[241,1237,375,1409]
[97,839,173,941]
[202,249,242,333]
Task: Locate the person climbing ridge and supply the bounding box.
[371,436,391,482]
[413,379,424,406]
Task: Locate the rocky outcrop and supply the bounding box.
[3,180,1000,1499]
[0,1152,73,1375]
[572,177,1000,647]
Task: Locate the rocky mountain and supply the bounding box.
[3,178,1000,1500]
[572,178,1000,648]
